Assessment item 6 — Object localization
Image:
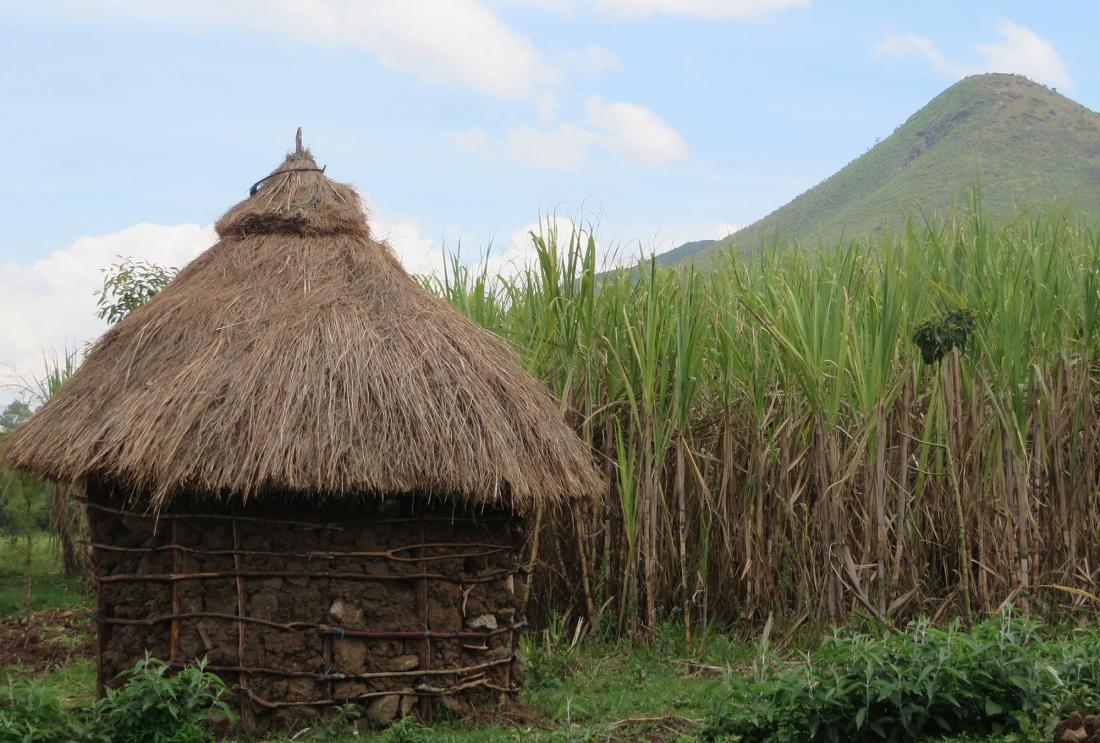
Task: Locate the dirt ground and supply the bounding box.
[0,607,94,674]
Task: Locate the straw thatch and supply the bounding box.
[2,146,602,512]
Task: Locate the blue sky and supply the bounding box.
[1,0,1097,398]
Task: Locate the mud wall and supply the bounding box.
[86,484,525,729]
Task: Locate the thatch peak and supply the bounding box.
[3,143,603,513]
[216,135,366,239]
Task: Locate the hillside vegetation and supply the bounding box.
[659,73,1100,263]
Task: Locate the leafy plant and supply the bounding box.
[94,258,177,325]
[0,401,31,434]
[90,654,235,743]
[912,308,977,364]
[700,613,1100,742]
[0,677,88,742]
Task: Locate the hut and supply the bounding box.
[1,133,602,729]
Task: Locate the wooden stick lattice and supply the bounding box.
[87,499,521,720]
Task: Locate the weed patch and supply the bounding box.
[701,613,1100,742]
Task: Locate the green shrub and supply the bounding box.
[912,308,977,364]
[90,654,235,743]
[700,613,1100,742]
[0,677,88,742]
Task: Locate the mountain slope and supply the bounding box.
[660,73,1100,264]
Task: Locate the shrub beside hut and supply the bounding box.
[1,134,602,730]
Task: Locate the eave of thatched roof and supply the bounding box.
[2,144,603,513]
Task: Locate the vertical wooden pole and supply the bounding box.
[504,525,519,701]
[320,528,334,708]
[169,519,180,662]
[94,567,106,698]
[231,513,255,732]
[86,495,106,699]
[415,504,433,722]
[521,505,543,607]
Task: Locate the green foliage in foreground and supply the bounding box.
[92,655,236,743]
[701,613,1100,743]
[0,656,234,743]
[6,605,1094,741]
[0,677,87,742]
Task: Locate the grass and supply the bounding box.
[0,534,90,617]
[30,659,97,707]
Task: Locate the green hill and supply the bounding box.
[659,73,1100,264]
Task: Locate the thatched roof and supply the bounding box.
[2,141,602,513]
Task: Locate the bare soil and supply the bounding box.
[0,607,93,674]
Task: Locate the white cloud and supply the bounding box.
[875,34,960,76]
[372,218,448,278]
[501,0,575,9]
[50,0,553,100]
[594,0,808,19]
[584,97,689,164]
[507,0,808,19]
[1,223,213,399]
[454,96,687,170]
[554,44,623,80]
[876,22,1073,91]
[974,22,1072,91]
[454,124,594,171]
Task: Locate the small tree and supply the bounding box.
[95,258,178,325]
[0,400,31,432]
